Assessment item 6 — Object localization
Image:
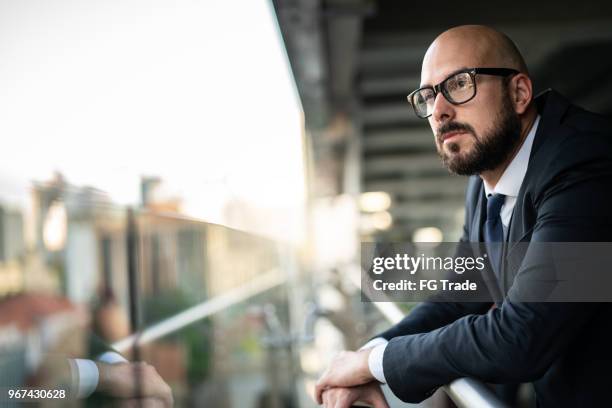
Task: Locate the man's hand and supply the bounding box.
[321,382,389,408]
[315,350,374,404]
[96,362,173,407]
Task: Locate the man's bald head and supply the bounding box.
[422,25,528,85]
[416,25,536,178]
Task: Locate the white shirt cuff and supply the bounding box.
[71,359,99,398]
[368,342,388,384]
[359,337,388,350]
[69,352,127,398]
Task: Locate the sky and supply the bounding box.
[0,0,305,239]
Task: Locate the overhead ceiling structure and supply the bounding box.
[272,0,612,242]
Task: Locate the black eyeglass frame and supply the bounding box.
[407,67,520,118]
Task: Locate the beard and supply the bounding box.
[436,93,522,176]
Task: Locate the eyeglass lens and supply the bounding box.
[412,72,475,118]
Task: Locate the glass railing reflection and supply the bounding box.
[0,205,301,407]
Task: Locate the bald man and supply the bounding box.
[315,25,612,407]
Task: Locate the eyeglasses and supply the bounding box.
[407,68,519,118]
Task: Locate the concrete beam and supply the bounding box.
[362,101,420,126]
[359,75,419,97]
[359,46,424,75]
[363,153,442,175]
[390,200,465,222]
[364,177,467,199]
[363,128,434,151]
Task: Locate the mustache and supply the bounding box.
[436,122,476,143]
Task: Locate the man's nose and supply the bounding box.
[431,92,455,124]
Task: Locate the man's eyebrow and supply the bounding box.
[420,66,471,88]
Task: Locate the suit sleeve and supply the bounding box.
[381,149,611,403]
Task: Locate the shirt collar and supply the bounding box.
[483,115,541,198]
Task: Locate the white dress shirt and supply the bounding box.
[365,115,541,384]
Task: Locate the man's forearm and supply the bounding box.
[67,351,128,398]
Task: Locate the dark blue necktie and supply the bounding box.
[484,193,505,275]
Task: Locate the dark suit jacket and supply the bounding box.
[376,90,612,407]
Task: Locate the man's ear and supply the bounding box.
[510,73,533,115]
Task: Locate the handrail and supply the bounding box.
[444,378,510,408]
[353,268,509,408]
[112,268,285,353]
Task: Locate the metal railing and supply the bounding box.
[370,294,509,408]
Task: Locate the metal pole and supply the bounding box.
[126,207,142,406]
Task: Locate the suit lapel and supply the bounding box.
[506,89,568,246]
[502,90,571,291]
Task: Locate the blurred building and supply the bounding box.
[30,173,125,304]
[0,205,25,263]
[26,173,281,321]
[0,205,25,296]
